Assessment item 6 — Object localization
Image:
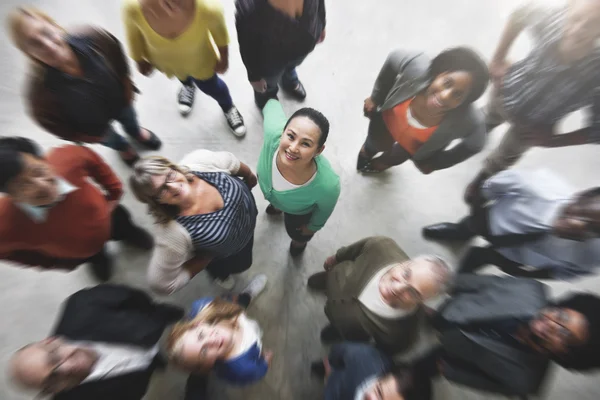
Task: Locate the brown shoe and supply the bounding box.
[307,272,327,291]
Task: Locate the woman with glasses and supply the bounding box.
[306,236,452,353]
[7,7,161,167]
[129,149,258,293]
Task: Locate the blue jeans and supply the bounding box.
[255,57,305,103]
[102,105,142,152]
[182,75,233,112]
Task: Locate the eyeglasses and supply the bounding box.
[154,169,177,201]
[391,262,423,304]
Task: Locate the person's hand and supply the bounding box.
[263,350,273,366]
[489,58,510,87]
[243,172,258,189]
[107,200,119,213]
[363,97,377,118]
[215,57,229,74]
[323,255,338,271]
[251,79,267,93]
[136,60,154,76]
[414,161,434,175]
[464,174,486,205]
[317,28,326,44]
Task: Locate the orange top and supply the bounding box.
[382,99,438,155]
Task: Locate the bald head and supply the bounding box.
[9,337,97,394]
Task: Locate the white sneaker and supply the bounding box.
[240,274,268,302]
[215,275,236,290]
[224,106,247,137]
[178,83,195,116]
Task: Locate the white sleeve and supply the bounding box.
[481,170,525,201]
[147,222,194,295]
[180,149,241,175]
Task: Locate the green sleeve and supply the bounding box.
[262,99,288,143]
[307,179,341,231]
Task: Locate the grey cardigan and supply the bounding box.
[371,50,487,170]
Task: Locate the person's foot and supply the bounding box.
[356,147,372,171]
[240,274,268,305]
[135,128,162,151]
[254,91,278,110]
[119,147,140,167]
[122,225,154,250]
[178,83,195,116]
[307,272,327,292]
[88,249,113,282]
[282,81,307,101]
[310,360,326,379]
[266,204,282,215]
[215,275,236,290]
[361,158,390,173]
[422,223,475,241]
[224,106,247,137]
[290,240,307,257]
[320,324,342,344]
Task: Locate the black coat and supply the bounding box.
[51,284,183,400]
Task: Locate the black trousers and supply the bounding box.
[459,246,552,279]
[205,236,254,280]
[362,112,411,166]
[284,212,315,243]
[84,205,137,263]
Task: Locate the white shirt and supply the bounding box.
[358,265,413,319]
[231,314,263,357]
[75,341,159,383]
[354,375,378,400]
[16,178,77,223]
[406,103,427,129]
[271,152,317,191]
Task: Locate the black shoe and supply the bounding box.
[123,225,154,250]
[422,222,475,241]
[281,81,307,101]
[254,90,278,110]
[310,361,326,379]
[265,204,282,215]
[307,272,327,291]
[119,148,140,167]
[357,151,371,171]
[88,249,113,282]
[290,241,307,257]
[178,83,195,116]
[320,324,342,343]
[135,129,162,151]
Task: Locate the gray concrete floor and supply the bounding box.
[1,0,600,399]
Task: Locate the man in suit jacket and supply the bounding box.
[431,275,600,396]
[9,285,183,400]
[310,342,429,400]
[307,236,452,354]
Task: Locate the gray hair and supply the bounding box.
[413,254,454,295]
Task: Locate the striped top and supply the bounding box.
[176,172,257,259]
[501,3,600,142]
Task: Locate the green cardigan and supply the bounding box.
[257,100,341,231]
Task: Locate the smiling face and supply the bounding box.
[363,374,404,400]
[149,168,193,207]
[277,116,324,169]
[424,71,473,115]
[528,308,589,354]
[6,153,59,207]
[177,322,236,370]
[17,13,70,69]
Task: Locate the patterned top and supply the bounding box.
[176,172,257,259]
[501,3,600,142]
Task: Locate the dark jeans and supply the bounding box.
[102,106,142,152]
[362,113,411,166]
[182,75,233,112]
[205,236,254,280]
[284,212,315,243]
[254,57,305,105]
[84,205,137,263]
[459,246,552,279]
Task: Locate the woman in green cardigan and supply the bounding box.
[257,99,340,256]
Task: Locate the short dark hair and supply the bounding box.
[429,47,489,106]
[553,293,600,371]
[0,137,42,192]
[284,107,330,147]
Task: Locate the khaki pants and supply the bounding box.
[483,86,536,175]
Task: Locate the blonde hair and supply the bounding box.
[129,156,194,224]
[166,298,244,372]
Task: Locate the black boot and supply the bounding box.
[88,248,113,282]
[307,272,327,291]
[422,222,475,241]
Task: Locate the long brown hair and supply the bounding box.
[166,298,244,372]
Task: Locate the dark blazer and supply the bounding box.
[370,49,486,170]
[324,237,421,354]
[51,284,183,400]
[434,275,551,396]
[324,343,392,400]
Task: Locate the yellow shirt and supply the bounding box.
[122,0,229,81]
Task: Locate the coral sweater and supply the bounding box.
[0,145,123,270]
